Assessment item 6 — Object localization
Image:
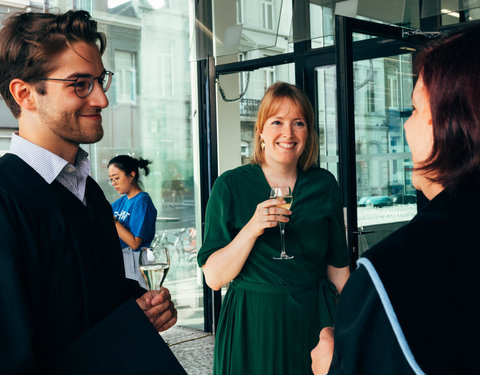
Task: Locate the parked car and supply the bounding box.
[392,194,417,204]
[358,195,394,208]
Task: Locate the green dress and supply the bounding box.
[198,164,349,375]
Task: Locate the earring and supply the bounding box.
[261,141,265,150]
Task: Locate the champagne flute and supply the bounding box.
[270,186,294,260]
[139,246,170,298]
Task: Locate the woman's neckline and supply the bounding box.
[255,163,303,194]
[126,190,143,200]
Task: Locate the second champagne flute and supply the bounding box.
[270,186,294,260]
[139,246,170,298]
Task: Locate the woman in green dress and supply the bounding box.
[197,82,350,375]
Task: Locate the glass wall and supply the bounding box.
[85,0,202,329]
[0,0,203,329]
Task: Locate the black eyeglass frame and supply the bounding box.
[38,70,114,98]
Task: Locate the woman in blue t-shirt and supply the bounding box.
[108,155,157,289]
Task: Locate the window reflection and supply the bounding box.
[262,0,274,30]
[114,50,137,104]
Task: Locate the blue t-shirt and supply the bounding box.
[111,191,157,249]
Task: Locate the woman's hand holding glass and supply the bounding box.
[248,196,292,238]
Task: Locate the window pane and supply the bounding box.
[65,1,203,330]
[316,65,338,179]
[114,50,137,103]
[211,0,289,59]
[310,3,334,47]
[352,44,416,255]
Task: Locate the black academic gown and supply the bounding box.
[329,188,480,374]
[0,154,185,375]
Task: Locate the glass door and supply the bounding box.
[335,16,425,262]
[352,50,415,256]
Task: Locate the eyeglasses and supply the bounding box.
[108,176,121,185]
[38,70,114,98]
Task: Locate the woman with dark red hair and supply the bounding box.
[312,25,480,375]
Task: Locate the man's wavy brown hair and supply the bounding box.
[0,10,106,118]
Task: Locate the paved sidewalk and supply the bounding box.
[161,326,214,375]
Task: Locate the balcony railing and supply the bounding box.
[240,98,261,118]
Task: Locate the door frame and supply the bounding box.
[335,15,424,266]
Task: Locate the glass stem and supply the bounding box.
[279,222,286,255]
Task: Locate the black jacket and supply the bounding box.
[0,154,185,375]
[329,188,480,374]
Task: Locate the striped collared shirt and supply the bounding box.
[9,133,91,205]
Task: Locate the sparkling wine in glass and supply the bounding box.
[139,246,170,295]
[270,186,294,260]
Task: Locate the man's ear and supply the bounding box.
[9,79,37,111]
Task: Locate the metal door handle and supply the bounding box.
[353,230,374,235]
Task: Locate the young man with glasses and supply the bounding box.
[0,10,185,374]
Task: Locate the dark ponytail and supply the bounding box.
[138,158,151,176]
[108,155,152,186]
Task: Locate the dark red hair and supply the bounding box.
[414,25,480,190]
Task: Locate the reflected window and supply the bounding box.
[237,0,244,24]
[152,40,174,98]
[262,0,274,30]
[387,71,399,109]
[241,140,250,164]
[114,50,137,104]
[263,65,275,91]
[366,71,377,113]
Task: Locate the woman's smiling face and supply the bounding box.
[260,97,308,168]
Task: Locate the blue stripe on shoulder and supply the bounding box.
[357,258,426,375]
